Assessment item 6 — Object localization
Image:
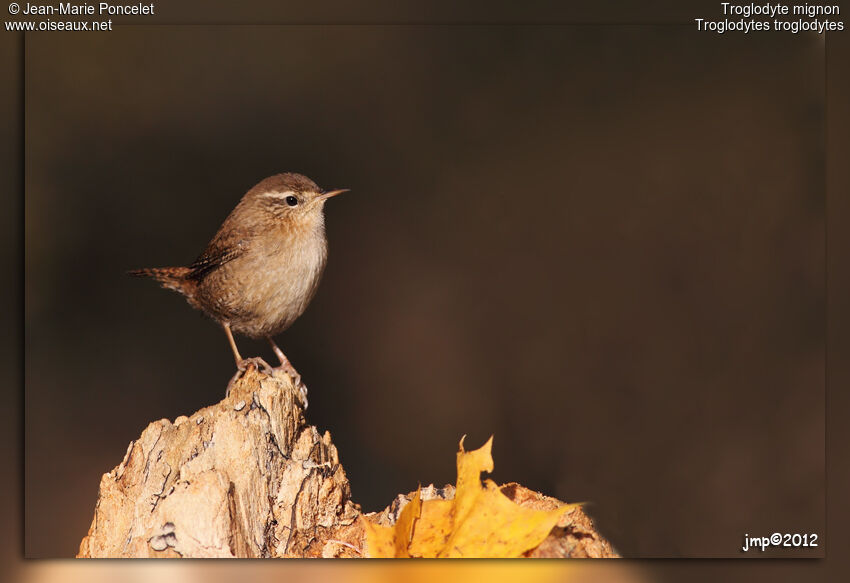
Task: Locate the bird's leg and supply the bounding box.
[267,336,289,368]
[267,337,301,379]
[267,336,307,407]
[224,322,272,374]
[223,322,243,364]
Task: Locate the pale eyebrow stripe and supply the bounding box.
[262,191,295,199]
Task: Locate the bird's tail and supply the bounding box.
[128,266,194,296]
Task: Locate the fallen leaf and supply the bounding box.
[363,486,422,558]
[364,436,580,558]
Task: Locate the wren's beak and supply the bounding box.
[318,188,349,201]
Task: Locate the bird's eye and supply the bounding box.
[285,195,299,207]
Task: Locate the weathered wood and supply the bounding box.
[78,366,616,558]
[78,366,361,558]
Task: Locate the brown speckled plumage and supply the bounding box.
[131,172,347,374]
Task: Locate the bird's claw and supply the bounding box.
[237,356,274,375]
[271,363,308,409]
[273,361,301,383]
[226,357,275,397]
[225,356,308,409]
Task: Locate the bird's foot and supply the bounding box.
[272,361,308,409]
[226,357,274,397]
[238,356,274,375]
[273,360,301,384]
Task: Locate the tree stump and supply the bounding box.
[77,366,617,558]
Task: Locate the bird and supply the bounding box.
[130,172,348,382]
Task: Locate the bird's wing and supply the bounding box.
[187,239,248,280]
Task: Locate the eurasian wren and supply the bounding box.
[131,172,347,379]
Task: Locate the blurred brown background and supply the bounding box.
[24,24,824,559]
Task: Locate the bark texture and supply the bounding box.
[78,366,616,558]
[77,367,360,558]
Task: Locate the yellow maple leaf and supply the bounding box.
[362,486,422,558]
[364,436,580,558]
